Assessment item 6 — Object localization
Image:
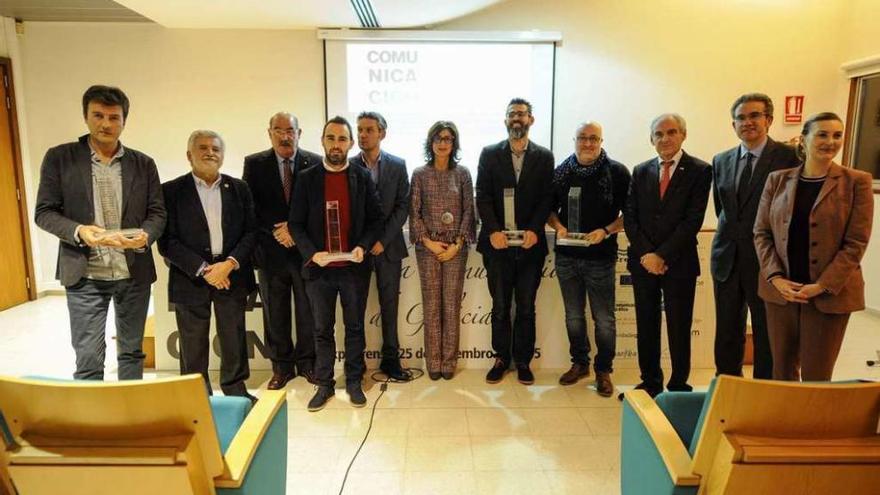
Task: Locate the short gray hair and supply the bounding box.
[650,113,687,136]
[187,129,225,152]
[269,111,299,130]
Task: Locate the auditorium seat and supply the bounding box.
[0,375,286,495]
[620,375,880,495]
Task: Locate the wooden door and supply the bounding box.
[0,59,33,310]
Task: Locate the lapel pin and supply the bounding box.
[224,183,229,188]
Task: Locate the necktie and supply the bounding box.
[737,152,754,208]
[659,160,673,199]
[282,158,293,203]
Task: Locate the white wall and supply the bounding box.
[12,1,880,309]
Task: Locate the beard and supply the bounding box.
[326,150,347,166]
[507,122,530,139]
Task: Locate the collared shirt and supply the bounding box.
[85,142,129,281]
[736,137,768,185]
[655,148,684,181]
[510,140,529,182]
[360,151,381,184]
[193,173,224,256]
[275,150,298,183]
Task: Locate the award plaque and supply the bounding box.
[502,188,524,246]
[556,187,593,247]
[94,228,146,240]
[324,200,355,262]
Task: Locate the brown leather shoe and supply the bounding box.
[595,372,614,398]
[267,371,295,390]
[558,363,590,386]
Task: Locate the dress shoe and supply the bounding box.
[516,364,535,385]
[428,371,442,381]
[346,383,367,407]
[634,382,662,398]
[441,371,454,380]
[595,372,614,398]
[298,368,318,385]
[558,363,590,386]
[243,392,259,405]
[307,386,335,412]
[485,358,509,384]
[666,382,693,392]
[267,371,295,390]
[380,363,412,381]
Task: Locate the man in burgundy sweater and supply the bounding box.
[289,116,383,412]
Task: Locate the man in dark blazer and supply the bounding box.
[350,111,411,381]
[289,116,383,412]
[624,113,712,398]
[243,112,322,389]
[34,85,165,381]
[711,93,799,379]
[476,98,555,386]
[158,130,256,400]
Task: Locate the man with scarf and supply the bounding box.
[547,122,631,397]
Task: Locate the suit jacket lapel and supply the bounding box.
[648,158,661,205]
[719,149,738,213]
[220,175,235,253]
[120,152,135,217]
[183,174,212,248]
[661,153,689,206]
[777,167,799,223]
[740,139,776,208]
[266,152,285,204]
[812,163,842,212]
[76,144,95,220]
[499,141,517,189]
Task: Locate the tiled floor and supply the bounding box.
[1,296,878,494]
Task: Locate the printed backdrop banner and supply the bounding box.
[153,232,715,370]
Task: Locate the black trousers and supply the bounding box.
[305,265,368,388]
[257,256,316,375]
[713,254,772,379]
[361,254,403,366]
[484,249,544,366]
[631,274,696,392]
[174,288,250,396]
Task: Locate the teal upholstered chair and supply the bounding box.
[621,375,880,495]
[0,375,286,495]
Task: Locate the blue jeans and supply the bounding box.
[65,278,150,380]
[555,254,616,373]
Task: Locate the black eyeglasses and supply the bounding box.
[432,136,455,144]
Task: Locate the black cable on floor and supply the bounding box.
[337,378,388,495]
[337,368,426,494]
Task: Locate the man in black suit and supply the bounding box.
[624,113,712,398]
[476,98,555,385]
[158,130,256,400]
[711,94,799,379]
[243,112,322,389]
[350,111,411,381]
[289,116,383,412]
[35,85,165,380]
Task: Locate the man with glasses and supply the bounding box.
[711,94,798,379]
[243,112,322,389]
[289,116,382,411]
[476,98,555,385]
[547,122,631,397]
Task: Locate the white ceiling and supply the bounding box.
[114,0,506,29]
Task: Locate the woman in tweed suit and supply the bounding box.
[409,121,476,380]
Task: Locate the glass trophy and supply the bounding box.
[556,187,592,247]
[94,228,145,240]
[324,200,355,262]
[502,188,525,246]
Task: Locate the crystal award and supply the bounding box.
[502,188,525,246]
[556,187,592,247]
[324,200,355,262]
